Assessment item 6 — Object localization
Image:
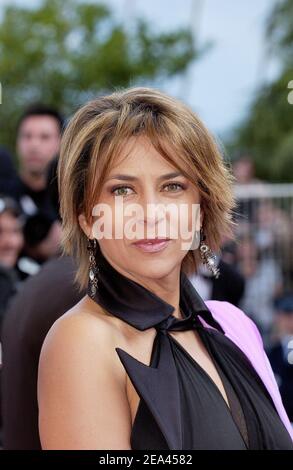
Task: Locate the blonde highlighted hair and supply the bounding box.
[58,86,237,290]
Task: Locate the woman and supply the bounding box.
[37,87,293,450]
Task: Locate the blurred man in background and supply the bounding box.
[6,104,63,220]
[0,107,64,279]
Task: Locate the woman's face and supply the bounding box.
[81,135,202,281]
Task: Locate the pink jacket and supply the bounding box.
[204,300,293,441]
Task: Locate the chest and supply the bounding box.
[126,328,230,427]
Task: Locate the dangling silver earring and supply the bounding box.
[199,227,220,279]
[87,237,99,297]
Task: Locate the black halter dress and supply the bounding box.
[88,245,293,450]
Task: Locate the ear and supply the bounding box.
[78,213,92,239]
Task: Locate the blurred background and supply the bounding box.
[0,0,292,449]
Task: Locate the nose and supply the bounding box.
[136,189,167,233]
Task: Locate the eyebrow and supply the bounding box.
[106,171,184,182]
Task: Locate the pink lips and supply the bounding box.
[132,238,171,253]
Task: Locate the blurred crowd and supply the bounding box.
[0,105,292,448]
[0,106,63,325]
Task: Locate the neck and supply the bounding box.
[20,169,46,191]
[102,253,183,320]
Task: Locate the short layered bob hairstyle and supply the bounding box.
[58,86,237,290]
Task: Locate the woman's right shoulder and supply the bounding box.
[37,297,133,449]
[39,297,126,378]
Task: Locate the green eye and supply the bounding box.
[112,186,134,196]
[163,183,185,192]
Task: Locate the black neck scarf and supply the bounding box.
[87,241,224,335]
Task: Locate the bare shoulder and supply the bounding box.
[37,296,133,449]
[39,295,126,378]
